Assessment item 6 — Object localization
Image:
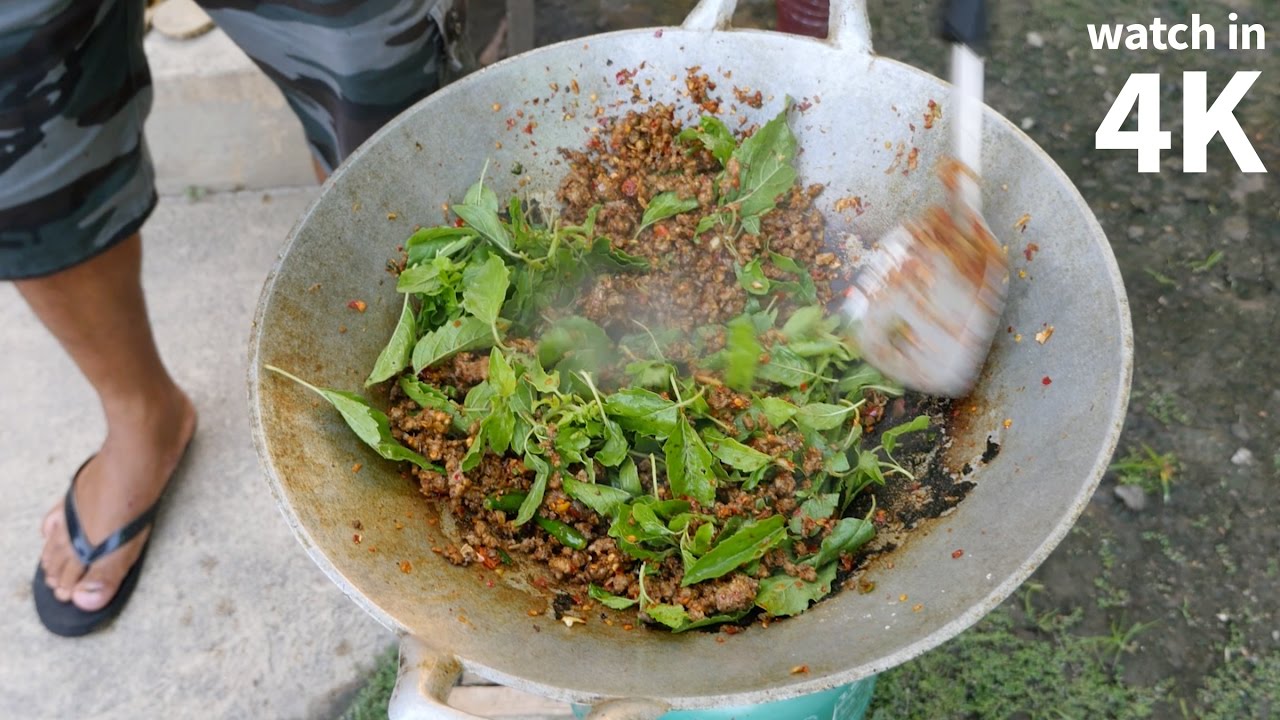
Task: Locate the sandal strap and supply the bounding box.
[63,458,161,566]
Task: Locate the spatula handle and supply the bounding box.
[945,0,987,212]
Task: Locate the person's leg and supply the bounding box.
[197,0,460,173]
[17,235,196,610]
[2,0,194,621]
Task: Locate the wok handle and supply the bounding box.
[682,0,873,56]
[387,636,671,720]
[387,636,485,720]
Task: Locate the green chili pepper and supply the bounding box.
[484,491,528,513]
[535,516,588,550]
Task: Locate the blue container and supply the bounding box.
[572,676,876,720]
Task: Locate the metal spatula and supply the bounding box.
[841,0,1007,398]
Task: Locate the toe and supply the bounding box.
[71,529,148,612]
[53,554,85,603]
[71,574,115,613]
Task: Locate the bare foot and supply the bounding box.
[39,388,197,612]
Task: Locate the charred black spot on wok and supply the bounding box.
[981,436,1001,464]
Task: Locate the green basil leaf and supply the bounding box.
[824,450,851,474]
[563,476,632,518]
[780,305,825,342]
[406,227,474,266]
[694,214,720,235]
[597,418,629,467]
[603,388,679,438]
[795,402,856,431]
[756,562,837,617]
[364,294,417,386]
[461,422,487,472]
[671,611,749,633]
[397,256,462,295]
[703,431,771,472]
[838,364,897,396]
[463,177,500,213]
[538,316,614,376]
[453,203,517,258]
[808,517,875,568]
[691,521,715,554]
[516,453,551,525]
[461,255,511,329]
[645,603,691,630]
[488,348,517,397]
[614,458,643,495]
[589,584,637,610]
[635,501,680,538]
[881,414,931,454]
[266,366,440,472]
[399,377,467,433]
[681,515,786,586]
[736,259,771,295]
[724,315,762,392]
[678,116,736,166]
[637,192,699,236]
[757,345,812,387]
[790,493,840,535]
[769,251,807,276]
[587,237,651,271]
[651,499,693,519]
[664,417,717,506]
[411,316,493,373]
[624,360,675,389]
[757,396,798,427]
[728,107,797,218]
[485,403,515,455]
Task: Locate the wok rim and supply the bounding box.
[246,24,1134,707]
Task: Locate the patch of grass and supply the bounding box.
[340,647,397,720]
[1188,250,1224,273]
[1141,531,1188,564]
[1195,651,1280,719]
[1136,391,1191,426]
[1111,445,1179,502]
[868,607,1169,720]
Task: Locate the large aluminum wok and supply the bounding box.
[247,0,1132,717]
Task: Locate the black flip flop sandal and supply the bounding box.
[32,456,177,637]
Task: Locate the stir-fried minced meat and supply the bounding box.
[381,93,968,631]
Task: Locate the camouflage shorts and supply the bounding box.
[0,0,455,280]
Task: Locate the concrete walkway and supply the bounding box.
[0,188,394,719]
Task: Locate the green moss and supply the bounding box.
[868,609,1170,720]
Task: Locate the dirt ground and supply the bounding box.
[349,1,1278,717]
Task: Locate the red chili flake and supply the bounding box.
[399,561,413,574]
[799,382,808,391]
[797,100,813,112]
[615,68,635,85]
[347,299,367,312]
[1042,376,1053,386]
[531,576,548,589]
[1024,243,1041,261]
[654,29,664,38]
[352,533,362,544]
[454,217,465,227]
[523,121,537,134]
[951,549,964,559]
[620,177,639,197]
[505,118,516,130]
[790,664,810,675]
[653,225,669,239]
[486,579,495,588]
